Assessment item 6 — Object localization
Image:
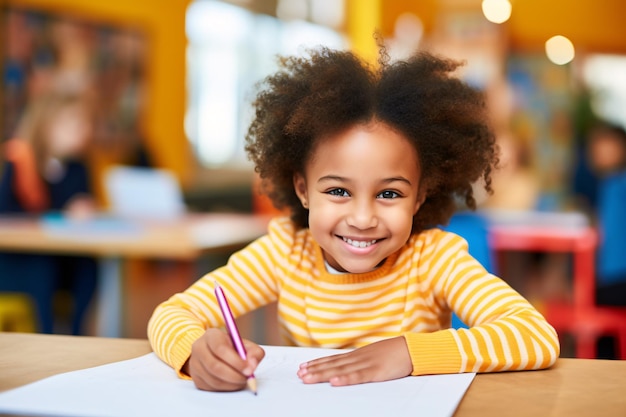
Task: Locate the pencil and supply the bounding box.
[214,281,258,395]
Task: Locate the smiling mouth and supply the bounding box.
[342,237,378,248]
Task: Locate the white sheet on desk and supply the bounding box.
[0,346,475,417]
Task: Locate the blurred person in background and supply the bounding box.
[0,92,98,335]
[572,121,626,305]
[571,121,626,359]
[588,124,626,305]
[571,122,626,216]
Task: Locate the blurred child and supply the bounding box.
[587,124,626,307]
[571,122,626,215]
[0,92,98,334]
[572,122,626,357]
[148,47,559,391]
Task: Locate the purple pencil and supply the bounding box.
[214,281,258,395]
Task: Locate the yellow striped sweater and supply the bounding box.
[148,216,559,377]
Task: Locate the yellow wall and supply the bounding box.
[380,0,626,54]
[6,0,193,184]
[508,0,626,54]
[345,0,381,64]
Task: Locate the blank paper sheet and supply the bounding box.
[0,346,475,417]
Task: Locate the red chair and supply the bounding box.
[541,228,626,359]
[490,224,626,359]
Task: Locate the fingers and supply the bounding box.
[190,350,249,392]
[243,339,266,368]
[187,329,263,392]
[296,337,413,387]
[297,352,365,386]
[189,332,247,391]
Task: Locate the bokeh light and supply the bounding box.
[482,0,512,24]
[545,35,575,65]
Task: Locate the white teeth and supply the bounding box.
[342,237,377,248]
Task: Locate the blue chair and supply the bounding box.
[442,211,495,329]
[597,171,626,287]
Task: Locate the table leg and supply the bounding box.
[96,257,123,337]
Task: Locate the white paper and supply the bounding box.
[0,346,475,417]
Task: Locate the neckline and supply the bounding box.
[312,239,400,284]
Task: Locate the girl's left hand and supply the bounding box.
[296,336,413,386]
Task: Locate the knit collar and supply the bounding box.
[312,239,400,284]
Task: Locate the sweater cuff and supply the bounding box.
[169,327,206,379]
[403,331,462,375]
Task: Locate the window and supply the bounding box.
[583,54,626,129]
[185,0,347,168]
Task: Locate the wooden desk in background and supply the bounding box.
[0,332,624,417]
[0,213,269,337]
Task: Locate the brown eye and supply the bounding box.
[327,188,350,197]
[377,190,399,199]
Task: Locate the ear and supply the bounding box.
[293,173,309,209]
[413,189,427,215]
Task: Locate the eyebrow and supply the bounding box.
[317,175,413,186]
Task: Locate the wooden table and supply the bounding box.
[0,332,624,417]
[0,213,269,337]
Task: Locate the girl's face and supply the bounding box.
[294,121,424,273]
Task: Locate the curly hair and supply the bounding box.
[245,46,498,232]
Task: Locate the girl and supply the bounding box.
[0,92,98,334]
[148,47,559,391]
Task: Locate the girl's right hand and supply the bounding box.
[183,328,265,392]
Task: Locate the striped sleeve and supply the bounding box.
[147,219,287,376]
[404,231,560,375]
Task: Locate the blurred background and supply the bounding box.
[2,0,625,211]
[1,0,625,356]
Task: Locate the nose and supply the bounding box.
[346,198,378,230]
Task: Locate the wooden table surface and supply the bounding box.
[0,212,270,259]
[1,332,625,417]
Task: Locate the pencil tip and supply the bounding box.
[247,377,258,396]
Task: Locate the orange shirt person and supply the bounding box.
[0,92,98,334]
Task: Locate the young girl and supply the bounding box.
[148,47,559,391]
[0,92,98,334]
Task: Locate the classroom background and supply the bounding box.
[1,0,625,359]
